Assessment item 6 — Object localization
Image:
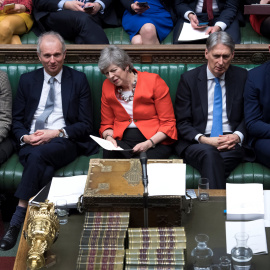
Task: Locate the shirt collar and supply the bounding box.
[206,66,225,81]
[43,69,63,84]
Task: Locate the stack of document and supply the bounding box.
[225,183,268,255]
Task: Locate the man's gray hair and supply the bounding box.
[37,31,66,55]
[206,32,235,53]
[98,45,134,74]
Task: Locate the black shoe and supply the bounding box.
[0,225,20,251]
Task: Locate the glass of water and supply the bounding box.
[198,178,210,202]
[56,199,68,225]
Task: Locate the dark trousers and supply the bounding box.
[173,13,241,44]
[43,10,109,44]
[254,139,270,169]
[183,143,244,189]
[0,137,14,165]
[103,128,173,159]
[15,138,78,201]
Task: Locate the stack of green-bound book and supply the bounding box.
[125,227,186,270]
[76,212,130,270]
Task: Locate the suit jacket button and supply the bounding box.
[134,119,137,122]
[129,119,131,122]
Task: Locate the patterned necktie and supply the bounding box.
[35,77,55,131]
[210,77,223,137]
[202,0,214,22]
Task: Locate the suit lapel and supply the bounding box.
[61,66,72,119]
[225,66,234,118]
[197,65,208,121]
[30,69,44,120]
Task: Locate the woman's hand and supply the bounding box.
[133,140,152,153]
[260,0,270,4]
[131,1,149,14]
[5,4,26,13]
[106,135,118,148]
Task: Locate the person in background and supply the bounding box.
[174,0,243,44]
[32,0,119,44]
[246,0,270,38]
[244,45,270,169]
[0,0,33,44]
[98,45,177,158]
[0,31,97,251]
[0,70,13,164]
[175,32,248,189]
[120,0,176,44]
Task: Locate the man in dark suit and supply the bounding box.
[33,0,120,44]
[175,31,247,189]
[0,31,97,251]
[244,46,270,169]
[174,0,243,44]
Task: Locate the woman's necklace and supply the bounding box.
[117,73,137,102]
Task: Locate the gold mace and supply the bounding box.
[24,200,60,269]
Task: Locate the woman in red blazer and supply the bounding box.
[98,45,177,159]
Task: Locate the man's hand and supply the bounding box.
[133,140,152,153]
[199,135,220,148]
[63,1,84,12]
[205,25,221,35]
[131,1,149,14]
[199,134,240,151]
[217,134,240,151]
[23,130,60,146]
[188,13,207,29]
[84,2,101,15]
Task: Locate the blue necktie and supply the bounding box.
[35,77,55,131]
[210,77,223,137]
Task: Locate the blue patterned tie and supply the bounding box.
[210,77,223,137]
[35,77,55,131]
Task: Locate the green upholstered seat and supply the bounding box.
[20,22,270,45]
[0,63,269,192]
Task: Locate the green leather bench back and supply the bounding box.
[0,63,258,135]
[1,62,270,191]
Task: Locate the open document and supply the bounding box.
[178,22,209,42]
[90,135,132,151]
[226,219,268,255]
[48,175,87,208]
[147,163,186,196]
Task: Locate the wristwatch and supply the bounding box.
[58,129,65,138]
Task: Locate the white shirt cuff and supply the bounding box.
[215,21,227,31]
[234,131,244,145]
[195,133,204,143]
[184,11,195,21]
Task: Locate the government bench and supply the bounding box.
[1,56,270,194]
[20,23,270,45]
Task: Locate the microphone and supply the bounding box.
[140,152,148,190]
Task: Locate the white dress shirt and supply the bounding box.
[195,66,244,143]
[29,69,66,134]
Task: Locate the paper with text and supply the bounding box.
[264,190,270,227]
[90,135,125,151]
[178,22,209,41]
[47,175,87,207]
[226,183,264,220]
[226,219,268,254]
[147,163,186,196]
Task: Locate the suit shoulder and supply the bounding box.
[248,61,269,76]
[19,68,43,80]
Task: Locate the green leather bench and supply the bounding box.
[1,63,270,195]
[20,22,270,45]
